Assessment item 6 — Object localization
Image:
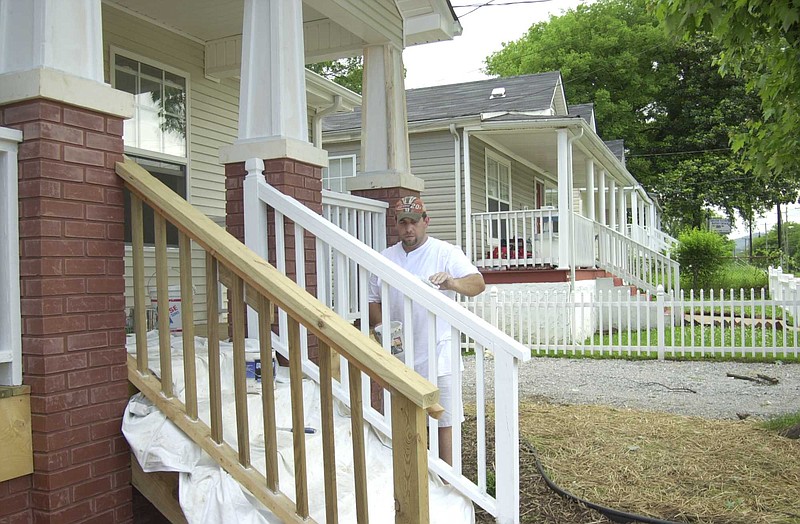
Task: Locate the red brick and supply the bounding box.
[107,296,125,311]
[24,314,87,336]
[106,118,124,136]
[0,493,29,517]
[33,159,86,182]
[3,101,61,124]
[35,500,92,522]
[30,412,69,433]
[25,374,66,394]
[110,365,127,381]
[106,223,124,241]
[94,486,130,513]
[85,204,123,223]
[87,312,125,330]
[41,426,92,454]
[86,277,124,294]
[91,420,125,441]
[85,240,122,257]
[89,382,129,404]
[64,296,106,313]
[30,488,70,511]
[32,450,69,472]
[81,510,118,524]
[33,463,91,491]
[86,132,123,153]
[30,389,89,415]
[111,436,129,455]
[62,221,105,240]
[114,499,134,522]
[91,452,129,477]
[63,259,106,275]
[20,298,63,316]
[24,278,85,296]
[84,168,117,187]
[18,219,63,238]
[23,122,84,145]
[63,146,104,166]
[18,140,61,161]
[104,188,124,206]
[63,183,104,203]
[21,199,84,220]
[6,476,32,494]
[24,353,85,375]
[66,332,107,351]
[70,440,112,465]
[67,367,109,389]
[69,403,111,427]
[72,475,112,502]
[107,259,125,276]
[22,239,85,258]
[87,349,124,369]
[18,180,61,198]
[63,108,105,132]
[19,258,63,277]
[21,337,65,356]
[264,159,294,172]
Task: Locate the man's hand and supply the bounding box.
[428,272,485,297]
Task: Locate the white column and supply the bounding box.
[631,189,639,228]
[361,44,412,177]
[598,169,607,226]
[649,203,657,233]
[585,159,595,222]
[557,129,571,269]
[238,0,307,141]
[608,178,617,231]
[0,0,103,80]
[618,185,626,233]
[220,0,324,166]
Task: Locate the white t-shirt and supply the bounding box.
[368,237,480,378]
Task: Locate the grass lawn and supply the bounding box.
[462,403,800,524]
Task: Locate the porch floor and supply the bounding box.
[480,267,608,285]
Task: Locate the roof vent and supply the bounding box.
[489,87,506,99]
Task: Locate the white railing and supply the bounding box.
[471,208,559,269]
[596,222,680,294]
[244,160,531,523]
[628,224,678,254]
[465,285,800,360]
[0,127,23,386]
[322,189,387,253]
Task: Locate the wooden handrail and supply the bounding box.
[117,156,438,411]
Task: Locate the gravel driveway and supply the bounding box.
[462,355,800,420]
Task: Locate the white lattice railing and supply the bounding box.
[245,159,531,523]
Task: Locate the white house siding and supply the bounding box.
[408,131,457,244]
[103,6,239,326]
[468,136,538,215]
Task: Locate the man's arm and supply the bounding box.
[428,272,485,297]
[368,302,382,329]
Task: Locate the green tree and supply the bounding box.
[307,57,364,94]
[673,228,732,290]
[750,221,800,271]
[484,0,764,232]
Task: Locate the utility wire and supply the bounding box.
[457,0,498,18]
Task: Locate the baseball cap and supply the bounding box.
[394,195,427,221]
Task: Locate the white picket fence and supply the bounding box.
[464,282,800,360]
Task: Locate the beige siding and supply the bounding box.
[409,131,457,245]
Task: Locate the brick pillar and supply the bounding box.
[0,100,132,523]
[351,187,421,248]
[225,158,322,361]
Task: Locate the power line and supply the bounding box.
[453,0,556,8]
[457,0,498,18]
[628,148,732,158]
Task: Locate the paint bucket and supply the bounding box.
[374,321,403,357]
[148,285,183,333]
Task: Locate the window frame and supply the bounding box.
[322,154,357,194]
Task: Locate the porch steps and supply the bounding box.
[131,452,187,524]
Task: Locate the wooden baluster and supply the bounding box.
[348,361,368,524]
[288,316,309,518]
[257,294,279,491]
[179,232,197,420]
[230,273,250,467]
[130,193,148,374]
[206,254,223,444]
[154,213,172,398]
[319,341,338,523]
[391,395,428,524]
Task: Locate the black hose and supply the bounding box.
[525,441,684,524]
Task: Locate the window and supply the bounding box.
[486,152,511,238]
[113,53,187,157]
[323,155,356,193]
[112,51,189,246]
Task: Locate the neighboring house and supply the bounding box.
[323,72,678,291]
[0,0,464,522]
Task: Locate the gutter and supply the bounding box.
[449,124,463,249]
[312,95,344,148]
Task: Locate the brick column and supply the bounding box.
[0,100,131,523]
[225,158,322,361]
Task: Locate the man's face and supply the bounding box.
[396,216,428,252]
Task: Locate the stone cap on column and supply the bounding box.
[219,136,328,168]
[346,171,424,192]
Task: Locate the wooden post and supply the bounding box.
[391,395,429,524]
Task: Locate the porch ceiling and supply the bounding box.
[474,128,591,188]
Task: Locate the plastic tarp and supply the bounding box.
[123,332,475,523]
